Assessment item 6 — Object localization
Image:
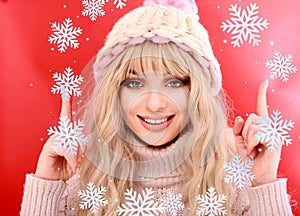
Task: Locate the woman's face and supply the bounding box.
[119,71,190,146]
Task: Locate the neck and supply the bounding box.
[129,129,192,189]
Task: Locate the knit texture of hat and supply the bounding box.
[94,4,222,95]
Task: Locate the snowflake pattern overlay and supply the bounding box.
[78,182,108,214]
[221,3,269,47]
[48,18,83,53]
[224,154,255,189]
[160,191,185,216]
[47,116,88,157]
[266,51,298,82]
[82,0,127,21]
[255,109,295,151]
[196,187,227,216]
[51,67,84,102]
[116,188,164,215]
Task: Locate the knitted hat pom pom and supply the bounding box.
[143,0,200,21]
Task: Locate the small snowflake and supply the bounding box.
[195,187,227,216]
[47,116,88,157]
[78,182,108,214]
[116,188,164,215]
[112,0,127,9]
[82,0,105,21]
[221,3,269,47]
[51,67,84,102]
[48,18,83,53]
[82,0,127,20]
[160,191,185,216]
[223,154,255,189]
[255,109,295,151]
[266,51,297,82]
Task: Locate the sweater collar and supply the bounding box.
[129,129,192,188]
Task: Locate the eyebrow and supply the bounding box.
[128,70,137,75]
[128,70,189,81]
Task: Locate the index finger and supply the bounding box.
[60,100,72,119]
[256,79,269,117]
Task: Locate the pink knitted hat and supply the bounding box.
[93,0,222,95]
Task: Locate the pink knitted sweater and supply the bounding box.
[20,133,293,215]
[20,174,293,215]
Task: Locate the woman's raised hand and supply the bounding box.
[35,100,84,181]
[232,80,282,186]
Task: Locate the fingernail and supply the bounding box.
[235,116,243,122]
[247,150,255,158]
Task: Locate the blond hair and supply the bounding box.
[79,41,236,215]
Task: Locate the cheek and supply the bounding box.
[169,92,189,116]
[119,90,141,121]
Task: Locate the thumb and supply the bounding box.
[233,116,244,136]
[233,116,248,159]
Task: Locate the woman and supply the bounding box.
[21,2,292,215]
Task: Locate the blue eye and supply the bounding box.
[122,80,143,88]
[167,80,184,87]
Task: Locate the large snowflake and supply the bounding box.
[78,182,108,214]
[266,51,298,82]
[51,67,84,102]
[82,0,105,21]
[160,191,185,216]
[223,154,255,189]
[47,116,88,157]
[195,187,227,216]
[116,188,164,215]
[255,109,295,151]
[221,3,269,47]
[48,18,82,53]
[82,0,127,21]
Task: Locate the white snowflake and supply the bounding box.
[112,0,127,9]
[82,0,127,20]
[48,18,83,53]
[51,67,84,102]
[266,51,297,82]
[116,188,164,215]
[255,109,295,151]
[160,191,185,216]
[223,154,255,189]
[82,0,105,21]
[221,3,269,47]
[78,182,108,214]
[195,187,227,216]
[47,116,88,157]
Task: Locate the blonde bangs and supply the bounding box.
[107,41,199,85]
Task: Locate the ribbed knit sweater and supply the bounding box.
[20,174,293,215]
[20,133,293,215]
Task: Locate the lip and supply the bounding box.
[137,115,175,132]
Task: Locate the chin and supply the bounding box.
[138,132,180,148]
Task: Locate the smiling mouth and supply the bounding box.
[137,115,175,125]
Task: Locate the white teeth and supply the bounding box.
[144,118,167,125]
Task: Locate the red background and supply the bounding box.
[0,0,299,215]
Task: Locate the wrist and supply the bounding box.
[252,177,277,186]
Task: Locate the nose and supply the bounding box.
[145,91,168,112]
